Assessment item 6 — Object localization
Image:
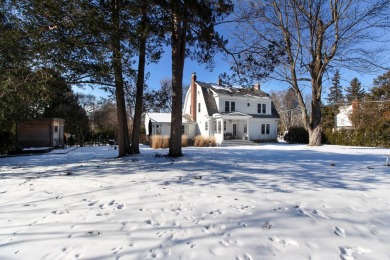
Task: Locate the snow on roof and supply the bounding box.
[147,113,172,123]
[147,112,194,123]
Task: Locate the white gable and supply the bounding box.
[147,113,172,123]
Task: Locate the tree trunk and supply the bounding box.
[308,87,323,146]
[168,4,186,158]
[129,7,147,155]
[111,0,129,157]
[309,124,322,146]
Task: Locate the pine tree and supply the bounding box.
[326,70,344,105]
[371,70,390,100]
[345,77,365,103]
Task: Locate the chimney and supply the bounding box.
[253,83,260,90]
[191,73,197,121]
[217,77,222,85]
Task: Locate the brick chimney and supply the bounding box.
[217,77,222,85]
[191,73,197,121]
[253,83,260,90]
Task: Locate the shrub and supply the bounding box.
[209,136,216,147]
[194,135,203,147]
[162,136,169,148]
[151,135,162,149]
[284,126,309,144]
[181,135,188,147]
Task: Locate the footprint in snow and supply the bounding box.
[236,253,253,260]
[88,200,98,206]
[186,241,197,248]
[334,226,346,237]
[111,246,123,255]
[340,246,371,260]
[268,236,299,247]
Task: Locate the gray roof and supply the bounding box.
[196,81,279,119]
[196,81,270,98]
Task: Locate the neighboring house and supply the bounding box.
[145,112,196,137]
[145,73,280,145]
[17,118,65,149]
[335,105,353,130]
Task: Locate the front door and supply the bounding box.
[233,124,237,137]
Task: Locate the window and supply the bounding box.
[261,124,270,135]
[182,125,185,134]
[155,124,162,135]
[218,120,222,134]
[223,121,226,131]
[244,124,247,134]
[205,121,208,131]
[247,103,250,107]
[214,120,216,132]
[54,126,58,132]
[225,101,236,112]
[198,103,201,113]
[258,103,267,114]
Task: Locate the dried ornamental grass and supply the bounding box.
[181,135,188,147]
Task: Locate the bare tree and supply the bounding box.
[271,88,302,133]
[227,0,390,145]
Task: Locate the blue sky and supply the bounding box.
[73,46,382,101]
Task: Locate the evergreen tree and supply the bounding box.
[345,77,365,102]
[160,0,233,157]
[370,70,390,100]
[326,70,344,105]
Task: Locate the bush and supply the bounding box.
[151,135,163,149]
[324,128,390,148]
[0,131,14,155]
[194,135,204,147]
[181,135,188,147]
[209,136,216,147]
[284,126,309,144]
[162,136,169,148]
[194,135,214,147]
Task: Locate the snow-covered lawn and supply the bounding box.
[0,144,389,260]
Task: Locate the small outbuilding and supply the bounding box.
[17,118,65,149]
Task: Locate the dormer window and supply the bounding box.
[257,103,266,114]
[225,101,235,112]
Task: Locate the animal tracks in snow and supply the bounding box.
[340,246,371,260]
[83,198,126,214]
[334,226,346,237]
[268,236,299,247]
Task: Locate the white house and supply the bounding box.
[335,105,353,130]
[145,73,280,145]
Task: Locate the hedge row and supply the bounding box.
[284,126,390,148]
[324,129,390,148]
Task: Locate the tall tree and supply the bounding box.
[160,0,233,157]
[345,77,365,103]
[129,1,163,154]
[226,0,390,146]
[327,70,344,105]
[370,70,390,100]
[18,0,144,157]
[271,88,302,133]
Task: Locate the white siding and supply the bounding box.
[218,95,272,115]
[248,118,278,141]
